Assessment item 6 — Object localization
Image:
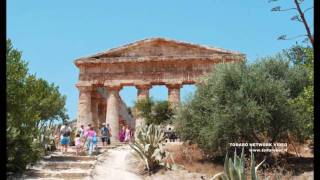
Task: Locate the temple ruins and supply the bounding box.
[74,37,245,141]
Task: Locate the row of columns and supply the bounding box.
[76,84,182,142]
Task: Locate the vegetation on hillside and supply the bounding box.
[6,39,68,173]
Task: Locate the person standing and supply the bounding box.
[100,123,110,146]
[124,125,131,143]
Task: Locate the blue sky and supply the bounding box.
[7,0,313,120]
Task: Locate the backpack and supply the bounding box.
[101,127,109,137]
[93,134,98,144]
[64,127,71,136]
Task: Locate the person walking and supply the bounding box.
[84,126,96,156]
[100,123,110,146]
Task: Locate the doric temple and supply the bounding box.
[74,37,245,141]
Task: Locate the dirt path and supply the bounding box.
[91,144,143,180]
[91,144,208,180]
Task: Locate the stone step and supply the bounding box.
[41,161,95,170]
[25,168,91,179]
[20,141,123,179]
[45,155,97,162]
[24,178,64,180]
[66,145,122,152]
[66,143,123,149]
[51,149,106,156]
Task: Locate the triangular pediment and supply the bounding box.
[85,38,242,59]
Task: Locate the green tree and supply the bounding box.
[6,39,68,173]
[285,45,313,140]
[135,97,154,124]
[134,97,173,125]
[174,55,308,159]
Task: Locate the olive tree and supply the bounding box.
[174,54,308,158]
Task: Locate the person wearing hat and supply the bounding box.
[100,123,110,146]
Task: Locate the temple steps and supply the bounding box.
[22,143,125,180]
[47,155,97,162]
[41,161,95,169]
[26,168,91,179]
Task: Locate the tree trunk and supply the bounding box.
[294,0,314,47]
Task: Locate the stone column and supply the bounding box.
[135,84,152,128]
[105,86,122,142]
[76,86,93,128]
[91,91,99,132]
[136,85,152,101]
[98,97,106,130]
[166,84,182,108]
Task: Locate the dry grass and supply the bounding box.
[163,142,223,177]
[286,140,314,158]
[162,141,313,179]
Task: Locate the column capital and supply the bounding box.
[166,83,182,89]
[76,86,93,92]
[104,85,122,91]
[136,84,152,90]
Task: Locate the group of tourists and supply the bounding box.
[164,127,178,142]
[55,122,135,156]
[119,125,132,143]
[55,122,112,156]
[56,123,175,155]
[75,124,97,156]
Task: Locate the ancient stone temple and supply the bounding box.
[74,37,245,141]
